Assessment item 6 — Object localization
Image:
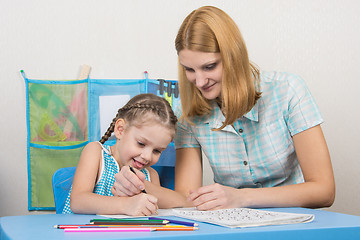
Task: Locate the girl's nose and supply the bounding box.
[140,149,152,163]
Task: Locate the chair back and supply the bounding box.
[52,166,76,213]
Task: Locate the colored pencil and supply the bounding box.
[64,227,198,232]
[64,227,154,232]
[90,221,168,225]
[148,217,198,227]
[90,218,167,223]
[54,224,92,229]
[90,219,168,224]
[55,224,166,229]
[79,225,166,228]
[153,226,199,231]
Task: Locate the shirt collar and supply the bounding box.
[203,101,259,128]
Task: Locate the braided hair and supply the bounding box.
[99,93,177,144]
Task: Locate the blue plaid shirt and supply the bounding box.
[175,71,323,188]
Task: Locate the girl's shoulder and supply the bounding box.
[81,141,103,155]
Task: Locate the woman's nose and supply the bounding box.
[194,72,208,88]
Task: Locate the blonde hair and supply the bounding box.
[99,93,177,144]
[175,6,261,130]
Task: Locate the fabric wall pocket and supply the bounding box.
[23,70,89,210]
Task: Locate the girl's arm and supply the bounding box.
[188,125,335,210]
[111,148,202,209]
[70,142,158,215]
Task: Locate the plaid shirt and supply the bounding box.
[174,71,323,188]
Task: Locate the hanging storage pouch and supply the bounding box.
[23,71,89,210]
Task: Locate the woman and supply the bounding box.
[112,6,335,210]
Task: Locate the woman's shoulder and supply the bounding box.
[260,71,306,86]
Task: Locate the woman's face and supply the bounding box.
[179,49,223,100]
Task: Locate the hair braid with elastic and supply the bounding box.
[99,93,177,144]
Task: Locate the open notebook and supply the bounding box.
[100,207,314,228]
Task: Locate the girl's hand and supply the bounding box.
[111,166,146,197]
[188,183,241,210]
[124,193,158,216]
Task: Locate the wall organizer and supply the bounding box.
[22,69,179,211]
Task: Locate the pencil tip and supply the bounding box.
[194,227,199,230]
[194,223,199,226]
[53,225,58,228]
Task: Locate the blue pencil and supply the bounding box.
[148,217,198,227]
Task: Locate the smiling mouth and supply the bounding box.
[201,82,216,92]
[132,159,146,169]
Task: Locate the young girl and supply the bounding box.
[62,93,177,215]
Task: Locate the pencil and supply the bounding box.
[153,226,199,231]
[90,221,169,225]
[129,166,147,193]
[90,218,168,223]
[79,225,168,228]
[64,227,154,232]
[148,217,198,227]
[54,224,92,229]
[55,224,166,229]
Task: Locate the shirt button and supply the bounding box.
[239,128,243,133]
[243,161,248,166]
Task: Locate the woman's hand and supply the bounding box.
[188,183,241,210]
[111,166,146,197]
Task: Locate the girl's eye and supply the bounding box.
[153,149,162,155]
[137,142,145,147]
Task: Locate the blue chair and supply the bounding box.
[52,144,175,213]
[52,166,76,213]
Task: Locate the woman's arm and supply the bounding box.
[189,125,335,209]
[70,142,158,215]
[142,149,203,209]
[174,147,203,197]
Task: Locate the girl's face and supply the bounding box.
[179,49,223,100]
[114,120,173,170]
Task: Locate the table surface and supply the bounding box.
[1,208,360,240]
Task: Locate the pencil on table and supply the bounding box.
[64,227,198,232]
[64,227,154,232]
[148,217,198,227]
[55,224,170,229]
[153,226,199,231]
[90,220,169,225]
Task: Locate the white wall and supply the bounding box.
[1,0,359,217]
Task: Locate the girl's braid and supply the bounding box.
[99,110,122,144]
[99,102,166,144]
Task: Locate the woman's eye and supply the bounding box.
[184,67,194,72]
[137,142,145,146]
[204,63,216,71]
